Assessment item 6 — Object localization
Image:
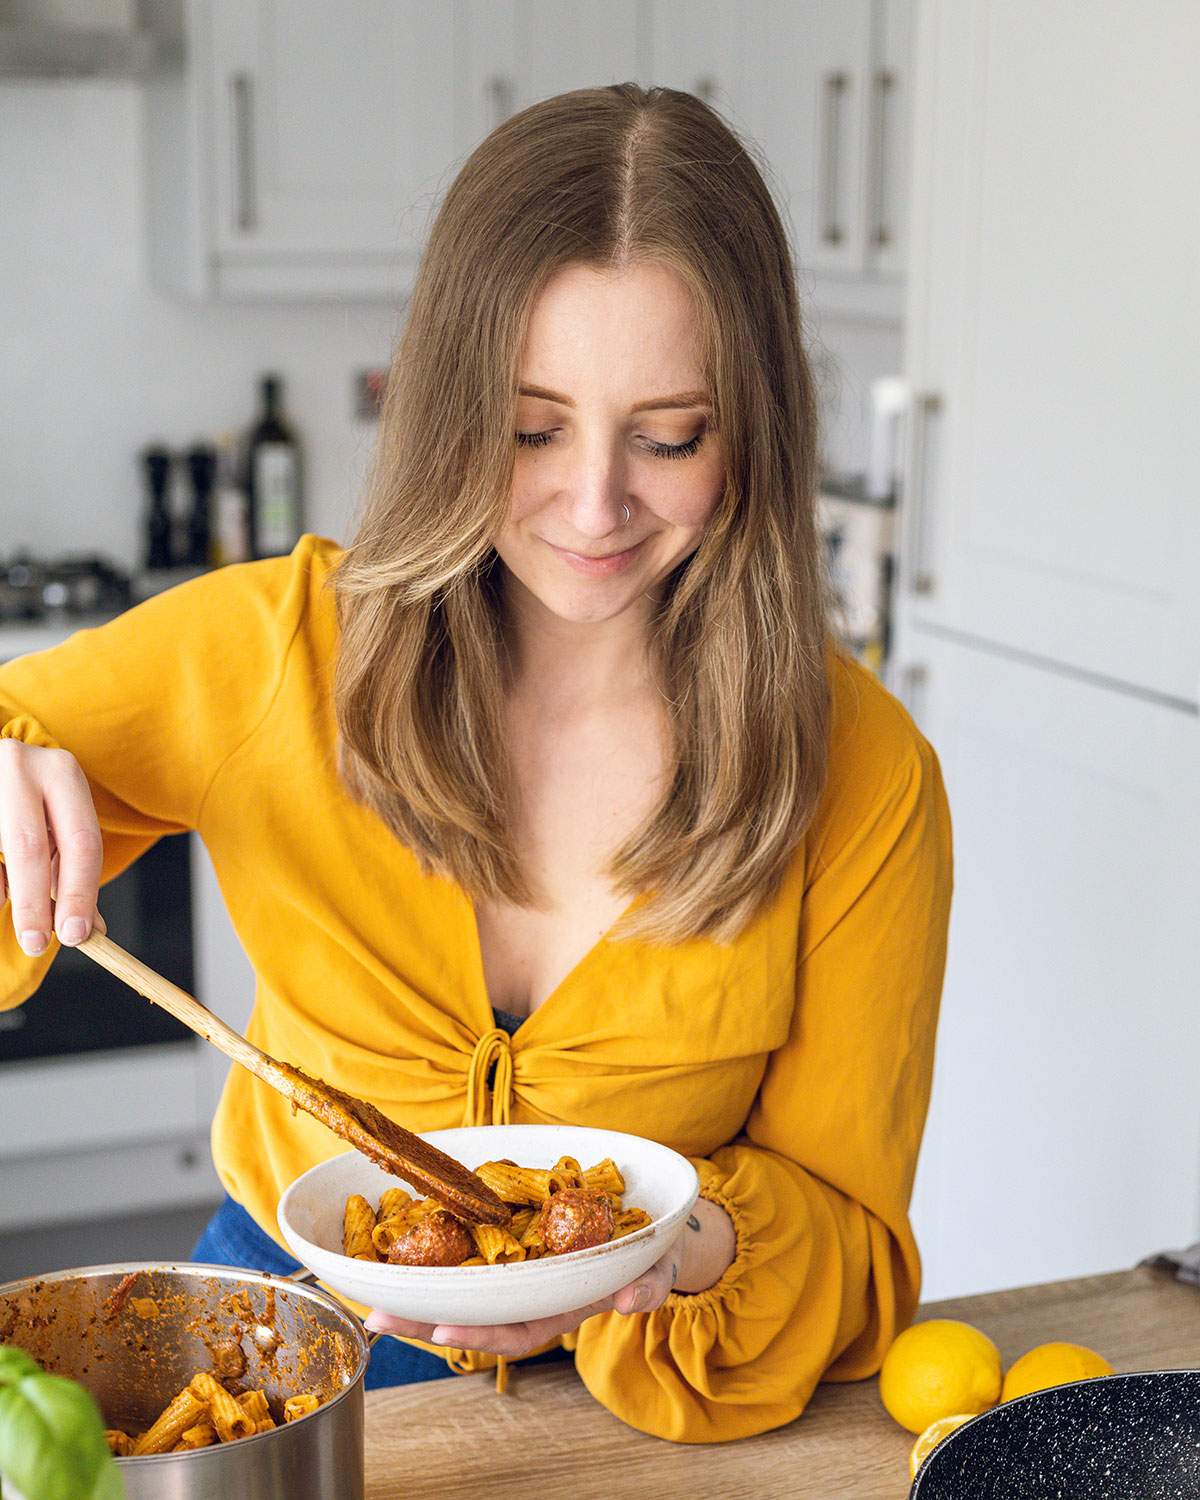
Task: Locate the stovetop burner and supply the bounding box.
[0,553,132,623]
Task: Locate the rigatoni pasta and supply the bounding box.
[110,1375,323,1456]
[175,1421,218,1450]
[342,1193,378,1261]
[237,1388,275,1433]
[130,1385,211,1455]
[284,1392,321,1423]
[188,1371,256,1443]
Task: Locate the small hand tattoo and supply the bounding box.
[686,1214,701,1232]
[670,1260,679,1287]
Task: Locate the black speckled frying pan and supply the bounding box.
[909,1370,1200,1499]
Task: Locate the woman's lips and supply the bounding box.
[546,538,645,577]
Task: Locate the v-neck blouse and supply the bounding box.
[0,535,953,1444]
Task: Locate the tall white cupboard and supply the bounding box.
[893,0,1200,1299]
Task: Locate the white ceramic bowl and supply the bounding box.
[277,1124,699,1326]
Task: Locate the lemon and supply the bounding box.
[1000,1341,1113,1402]
[879,1319,1002,1433]
[908,1413,976,1478]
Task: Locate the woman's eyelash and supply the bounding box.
[646,433,704,460]
[514,431,705,460]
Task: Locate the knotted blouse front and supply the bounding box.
[0,535,953,1443]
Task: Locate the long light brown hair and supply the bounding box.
[334,83,831,943]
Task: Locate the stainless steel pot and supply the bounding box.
[0,1262,370,1500]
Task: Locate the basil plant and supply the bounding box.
[0,1346,124,1500]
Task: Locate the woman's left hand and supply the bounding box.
[364,1241,680,1358]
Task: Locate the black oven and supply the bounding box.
[0,833,195,1063]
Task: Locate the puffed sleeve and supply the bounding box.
[0,539,316,1010]
[571,712,953,1442]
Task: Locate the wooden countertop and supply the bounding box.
[364,1266,1200,1499]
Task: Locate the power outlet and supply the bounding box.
[354,368,388,420]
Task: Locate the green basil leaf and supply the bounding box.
[0,1347,39,1388]
[88,1454,128,1500]
[0,1368,124,1500]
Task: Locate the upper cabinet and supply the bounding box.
[150,0,645,299]
[646,0,912,321]
[453,1,644,162]
[897,0,1200,705]
[147,0,911,319]
[208,2,456,278]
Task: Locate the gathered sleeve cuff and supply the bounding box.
[572,1142,900,1443]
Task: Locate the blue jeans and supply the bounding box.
[192,1195,571,1390]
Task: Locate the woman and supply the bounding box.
[0,84,951,1442]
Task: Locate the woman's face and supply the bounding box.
[494,260,725,627]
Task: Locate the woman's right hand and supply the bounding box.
[0,740,105,956]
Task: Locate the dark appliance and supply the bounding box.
[0,833,195,1063]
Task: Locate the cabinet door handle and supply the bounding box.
[819,71,849,246]
[487,74,515,129]
[870,69,896,249]
[231,72,256,233]
[694,75,717,104]
[905,391,942,596]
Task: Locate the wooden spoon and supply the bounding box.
[78,932,510,1227]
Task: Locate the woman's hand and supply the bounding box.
[0,740,105,955]
[364,1197,737,1359]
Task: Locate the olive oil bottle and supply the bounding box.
[245,374,303,557]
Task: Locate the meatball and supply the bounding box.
[537,1188,615,1255]
[385,1210,474,1267]
[210,1338,247,1380]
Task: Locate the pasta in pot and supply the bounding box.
[111,1371,321,1455]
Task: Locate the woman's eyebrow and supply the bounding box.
[518,383,711,412]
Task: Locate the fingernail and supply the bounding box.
[19,930,48,956]
[631,1284,651,1312]
[60,917,87,945]
[429,1329,452,1346]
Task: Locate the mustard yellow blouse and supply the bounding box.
[0,535,952,1443]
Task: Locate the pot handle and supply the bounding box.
[285,1265,384,1348]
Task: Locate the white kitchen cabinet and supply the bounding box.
[147,0,457,298]
[452,0,644,163]
[206,2,456,263]
[645,0,911,322]
[0,835,253,1232]
[148,0,909,310]
[899,0,1200,706]
[148,0,642,300]
[898,628,1200,1300]
[871,0,912,281]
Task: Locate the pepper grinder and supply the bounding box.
[184,444,217,567]
[141,445,174,570]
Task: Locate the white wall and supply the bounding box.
[0,79,393,563]
[0,78,898,568]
